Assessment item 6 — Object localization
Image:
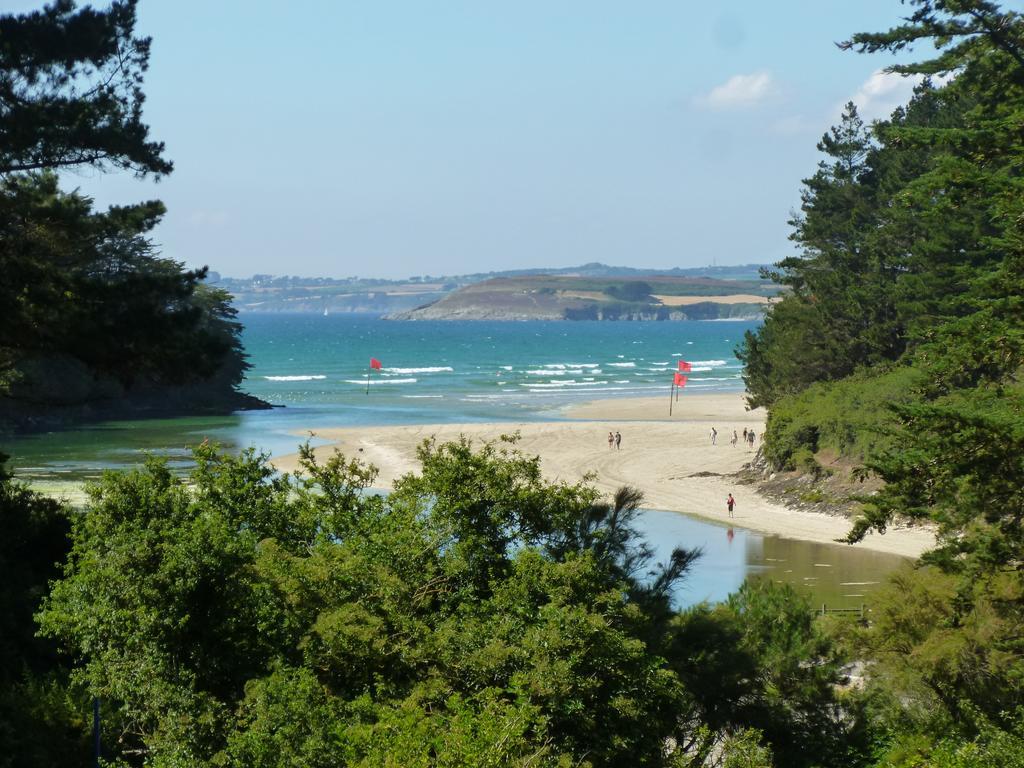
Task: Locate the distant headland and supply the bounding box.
[212,262,779,320]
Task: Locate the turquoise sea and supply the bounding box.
[243,313,750,415]
[3,315,905,608]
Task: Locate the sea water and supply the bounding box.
[243,314,750,416]
[2,315,906,608]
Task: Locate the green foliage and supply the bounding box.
[0,3,251,414]
[762,366,926,470]
[35,439,863,767]
[848,383,1024,571]
[736,5,1024,765]
[0,173,248,400]
[720,729,774,768]
[835,565,1024,767]
[670,581,854,768]
[603,281,654,302]
[0,458,89,765]
[0,0,171,177]
[37,440,702,765]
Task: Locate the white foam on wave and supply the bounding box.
[384,366,453,374]
[518,380,609,389]
[263,375,327,381]
[525,369,567,376]
[403,394,443,398]
[690,359,728,366]
[614,380,630,384]
[607,362,636,368]
[500,365,513,371]
[344,378,417,385]
[652,361,669,365]
[524,385,659,395]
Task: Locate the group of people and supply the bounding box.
[709,426,758,449]
[603,427,746,520]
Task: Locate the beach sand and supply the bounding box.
[273,392,934,559]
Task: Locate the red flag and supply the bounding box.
[370,358,382,370]
[678,360,692,373]
[674,373,687,387]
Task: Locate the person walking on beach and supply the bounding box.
[608,431,614,449]
[743,427,748,443]
[614,431,622,450]
[748,430,756,449]
[710,427,717,446]
[731,429,738,447]
[726,493,736,518]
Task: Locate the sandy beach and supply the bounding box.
[273,392,934,559]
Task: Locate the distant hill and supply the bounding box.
[213,263,773,314]
[388,275,778,322]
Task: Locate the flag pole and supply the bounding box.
[669,381,674,416]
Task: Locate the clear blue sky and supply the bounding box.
[19,1,941,278]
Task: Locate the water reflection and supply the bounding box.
[636,509,906,609]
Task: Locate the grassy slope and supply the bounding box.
[395,276,779,320]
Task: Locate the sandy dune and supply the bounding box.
[273,393,933,559]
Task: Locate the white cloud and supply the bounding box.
[699,71,776,110]
[847,69,924,122]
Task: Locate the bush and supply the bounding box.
[763,366,926,471]
[603,281,652,302]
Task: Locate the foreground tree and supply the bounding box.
[0,172,250,405]
[739,2,1024,764]
[39,439,850,767]
[0,456,88,766]
[0,3,259,418]
[0,0,171,177]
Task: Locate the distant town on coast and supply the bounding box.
[212,262,778,320]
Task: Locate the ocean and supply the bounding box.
[244,314,750,417]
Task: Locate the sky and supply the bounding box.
[11,1,949,279]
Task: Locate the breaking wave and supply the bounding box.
[384,366,453,374]
[344,378,417,385]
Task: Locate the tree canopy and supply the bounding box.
[0,2,255,422]
[739,2,1024,763]
[0,0,171,177]
[36,439,850,767]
